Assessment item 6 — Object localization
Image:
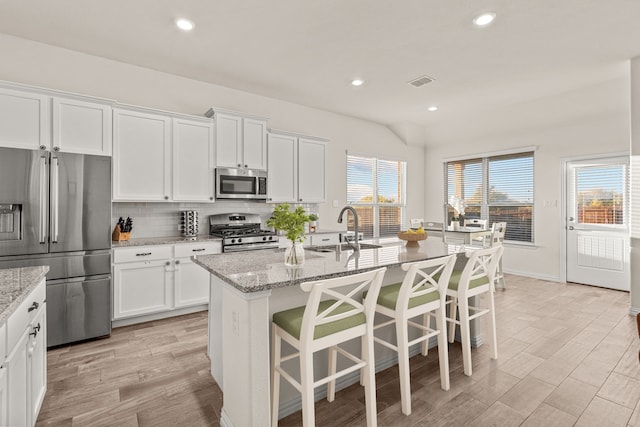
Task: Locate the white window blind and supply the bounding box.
[445,151,535,243]
[347,154,406,238]
[575,164,626,226]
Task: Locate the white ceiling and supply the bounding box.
[1,0,639,144]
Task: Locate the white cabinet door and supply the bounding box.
[52,97,112,156]
[242,118,267,170]
[0,88,50,151]
[216,113,242,168]
[6,330,28,427]
[174,257,211,308]
[298,138,327,203]
[267,133,297,203]
[0,364,7,427]
[113,260,173,319]
[173,118,215,202]
[28,305,46,424]
[113,109,171,201]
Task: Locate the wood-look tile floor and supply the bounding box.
[36,274,639,427]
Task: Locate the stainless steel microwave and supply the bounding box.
[216,167,267,200]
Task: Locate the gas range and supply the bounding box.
[209,213,279,253]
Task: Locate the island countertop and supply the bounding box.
[0,266,49,324]
[192,237,451,293]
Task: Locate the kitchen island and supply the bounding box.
[193,238,456,427]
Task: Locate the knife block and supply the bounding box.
[112,224,131,242]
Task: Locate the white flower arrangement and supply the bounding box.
[448,196,466,219]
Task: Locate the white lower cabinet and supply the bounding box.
[2,277,47,427]
[113,242,220,322]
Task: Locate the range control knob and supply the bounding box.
[238,238,243,243]
[262,236,267,241]
[268,236,273,240]
[231,239,236,244]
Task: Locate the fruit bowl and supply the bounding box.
[397,230,427,247]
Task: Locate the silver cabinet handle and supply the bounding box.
[321,238,330,242]
[175,260,180,264]
[237,164,241,167]
[210,197,214,200]
[28,301,40,312]
[244,164,248,168]
[136,252,152,257]
[165,261,171,266]
[164,196,169,200]
[39,145,47,150]
[568,226,574,230]
[39,156,47,244]
[51,157,60,243]
[30,323,41,338]
[192,248,206,252]
[568,217,575,222]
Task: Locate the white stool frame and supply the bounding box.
[270,267,387,427]
[370,255,456,415]
[446,245,503,376]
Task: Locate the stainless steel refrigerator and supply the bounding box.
[0,146,112,347]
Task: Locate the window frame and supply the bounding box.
[443,148,535,245]
[346,152,407,238]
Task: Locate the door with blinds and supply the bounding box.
[566,156,629,290]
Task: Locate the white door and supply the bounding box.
[112,109,171,201]
[215,113,242,168]
[298,138,326,203]
[242,118,267,170]
[267,133,297,203]
[566,156,629,290]
[0,87,50,151]
[0,363,8,427]
[52,97,112,156]
[174,257,210,307]
[28,305,47,423]
[113,260,173,319]
[6,331,29,427]
[172,118,215,202]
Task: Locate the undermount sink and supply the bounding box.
[307,243,383,253]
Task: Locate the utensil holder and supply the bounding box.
[180,210,199,237]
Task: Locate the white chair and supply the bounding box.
[423,221,445,241]
[464,218,488,247]
[445,245,503,376]
[270,267,387,427]
[370,255,456,415]
[489,222,507,290]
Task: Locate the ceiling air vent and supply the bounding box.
[408,75,435,88]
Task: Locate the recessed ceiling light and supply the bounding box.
[473,12,496,27]
[351,79,364,87]
[176,18,195,31]
[427,106,439,112]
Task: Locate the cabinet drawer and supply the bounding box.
[7,279,46,351]
[309,234,340,246]
[113,245,173,263]
[174,242,221,258]
[0,322,5,361]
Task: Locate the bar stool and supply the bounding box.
[370,255,456,415]
[445,245,503,376]
[270,267,387,427]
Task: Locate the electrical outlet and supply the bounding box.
[232,311,239,335]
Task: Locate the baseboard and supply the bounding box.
[111,304,208,328]
[503,269,562,283]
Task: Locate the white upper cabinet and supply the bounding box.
[0,84,113,155]
[52,97,112,156]
[113,108,171,201]
[267,131,327,204]
[298,138,327,203]
[211,109,267,170]
[0,87,50,151]
[113,106,214,203]
[172,118,215,202]
[267,133,297,203]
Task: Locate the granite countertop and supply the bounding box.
[192,237,453,293]
[0,266,49,324]
[112,235,222,248]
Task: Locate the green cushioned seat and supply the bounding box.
[273,300,365,340]
[445,270,490,291]
[371,282,439,311]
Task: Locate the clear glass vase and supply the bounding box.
[284,241,305,268]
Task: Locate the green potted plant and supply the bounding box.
[308,213,319,233]
[266,203,310,267]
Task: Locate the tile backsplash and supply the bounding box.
[112,201,319,239]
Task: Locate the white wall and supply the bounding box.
[424,76,631,281]
[630,57,640,313]
[0,34,426,230]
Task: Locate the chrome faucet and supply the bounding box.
[337,206,360,252]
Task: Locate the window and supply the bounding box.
[347,154,406,238]
[445,151,534,243]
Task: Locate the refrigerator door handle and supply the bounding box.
[39,156,48,244]
[51,156,60,243]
